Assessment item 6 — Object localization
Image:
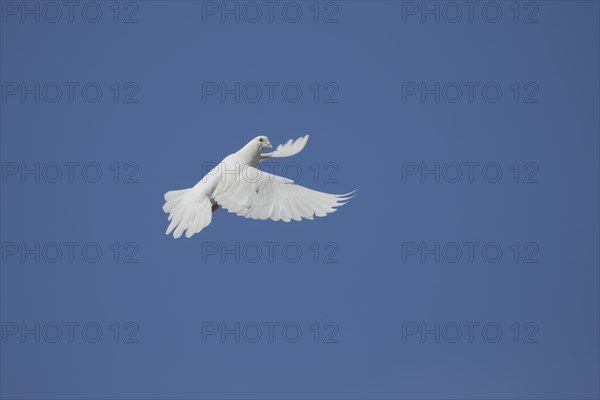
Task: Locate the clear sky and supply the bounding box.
[1,1,599,398]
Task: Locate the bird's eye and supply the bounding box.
[259,138,263,142]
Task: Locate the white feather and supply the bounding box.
[162,135,353,238]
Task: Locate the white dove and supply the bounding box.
[162,135,354,238]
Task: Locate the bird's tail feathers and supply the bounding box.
[163,188,213,238]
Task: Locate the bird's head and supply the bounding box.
[252,135,272,150]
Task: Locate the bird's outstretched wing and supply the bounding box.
[260,135,309,161]
[212,165,353,222]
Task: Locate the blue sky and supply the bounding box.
[1,1,599,398]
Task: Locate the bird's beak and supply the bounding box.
[266,142,272,148]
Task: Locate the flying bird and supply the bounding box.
[163,135,354,238]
